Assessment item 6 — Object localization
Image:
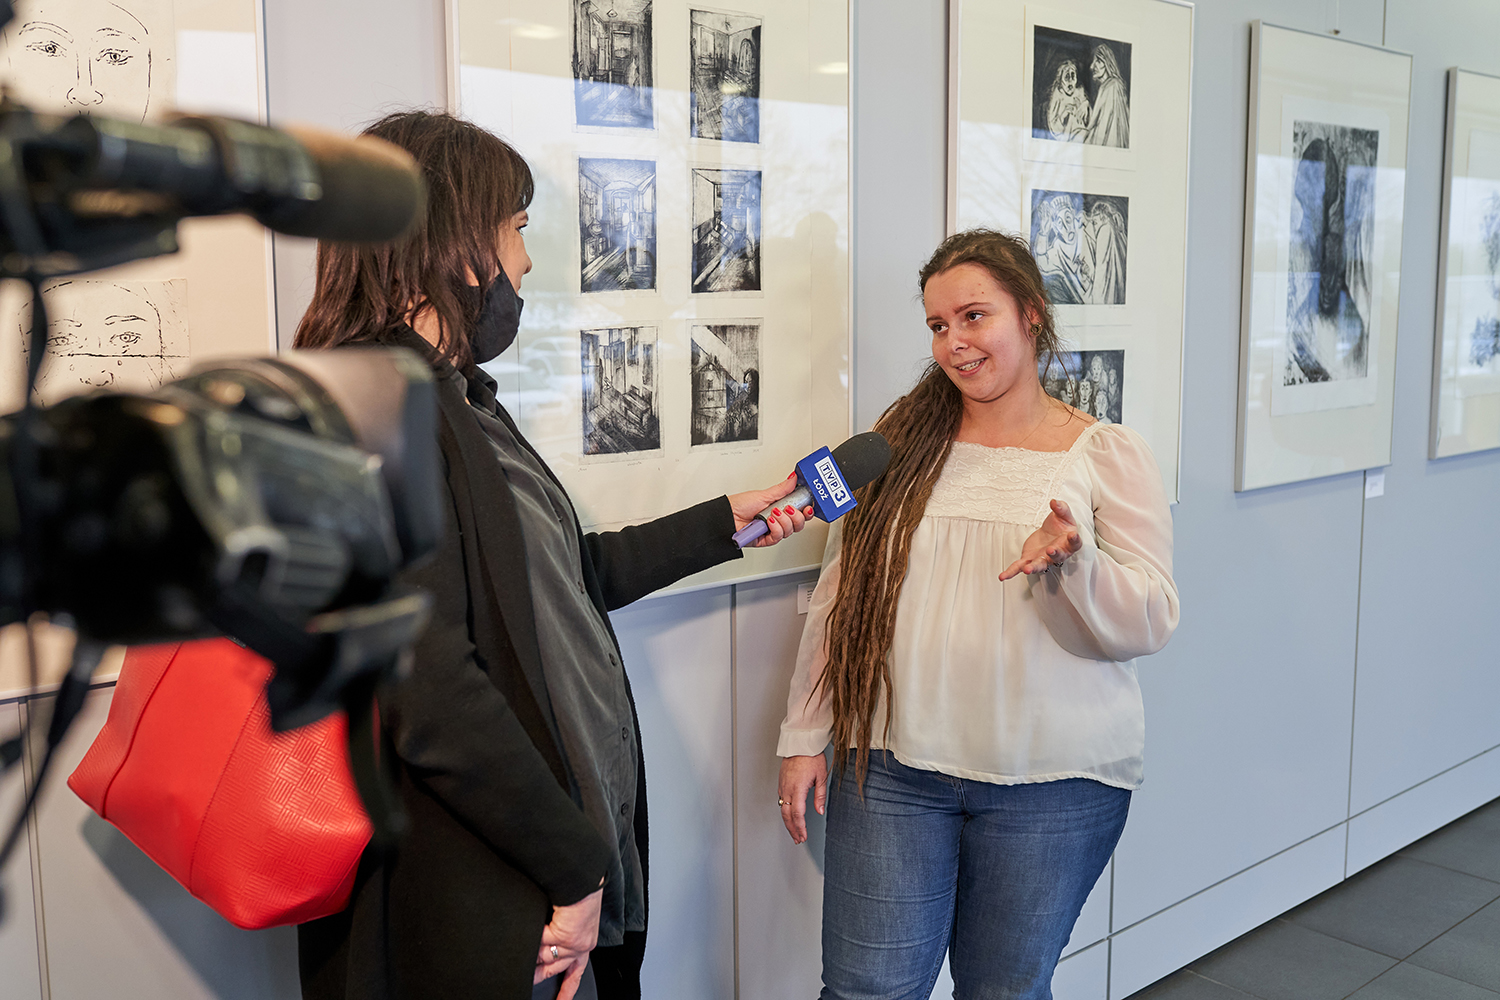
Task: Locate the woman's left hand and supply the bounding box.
[1000,499,1083,580]
[728,474,815,548]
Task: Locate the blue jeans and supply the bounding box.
[820,752,1130,1000]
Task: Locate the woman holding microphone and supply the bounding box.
[778,229,1178,999]
[294,111,811,1000]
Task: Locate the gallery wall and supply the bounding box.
[1,1,1499,999]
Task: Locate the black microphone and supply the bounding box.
[733,431,892,547]
[13,110,424,254]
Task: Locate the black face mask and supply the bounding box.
[462,267,524,365]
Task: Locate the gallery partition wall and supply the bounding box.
[1,1,1499,999]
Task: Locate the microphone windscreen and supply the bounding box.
[829,431,892,491]
[276,127,426,242]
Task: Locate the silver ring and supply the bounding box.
[550,945,559,960]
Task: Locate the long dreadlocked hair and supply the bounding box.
[815,228,1063,787]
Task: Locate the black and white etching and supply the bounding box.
[1040,350,1123,424]
[691,168,761,293]
[1031,25,1130,148]
[581,326,659,454]
[2,0,172,122]
[22,278,187,404]
[579,158,657,292]
[690,321,759,445]
[1030,189,1128,305]
[572,0,654,129]
[1284,120,1378,386]
[1469,190,1500,368]
[690,9,760,143]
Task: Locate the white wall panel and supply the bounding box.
[0,701,42,1000]
[612,590,736,999]
[851,0,950,431]
[1346,0,1500,816]
[1348,745,1500,876]
[262,0,449,346]
[732,573,825,1000]
[32,688,300,1000]
[1089,0,1374,933]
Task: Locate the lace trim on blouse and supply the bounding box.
[925,422,1105,527]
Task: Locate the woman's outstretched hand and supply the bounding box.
[728,473,815,548]
[1000,499,1083,580]
[778,754,829,844]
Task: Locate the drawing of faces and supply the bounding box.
[3,0,170,122]
[23,279,186,404]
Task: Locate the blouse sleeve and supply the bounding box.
[776,520,842,757]
[1031,425,1180,662]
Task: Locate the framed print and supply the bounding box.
[1236,22,1411,492]
[950,0,1191,501]
[0,0,277,411]
[450,0,850,589]
[1431,68,1500,459]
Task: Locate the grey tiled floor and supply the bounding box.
[1127,798,1500,1000]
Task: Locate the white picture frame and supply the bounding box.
[949,0,1192,502]
[449,0,851,590]
[0,0,277,410]
[1430,67,1500,459]
[1236,22,1412,492]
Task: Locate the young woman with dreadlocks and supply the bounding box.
[775,229,1179,999]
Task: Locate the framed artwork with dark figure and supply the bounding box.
[690,8,761,143]
[572,0,654,129]
[691,167,762,293]
[578,157,657,292]
[1431,68,1500,459]
[690,321,759,446]
[581,326,661,455]
[1236,22,1411,491]
[951,0,1191,500]
[1031,25,1130,149]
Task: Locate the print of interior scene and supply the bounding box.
[690,8,760,143]
[579,158,657,292]
[691,168,762,293]
[581,326,660,454]
[690,322,759,445]
[572,0,654,128]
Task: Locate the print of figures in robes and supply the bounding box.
[1041,350,1124,424]
[1284,120,1378,386]
[1032,25,1131,149]
[1030,190,1129,306]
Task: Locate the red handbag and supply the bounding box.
[68,638,372,929]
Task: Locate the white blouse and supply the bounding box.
[777,422,1179,790]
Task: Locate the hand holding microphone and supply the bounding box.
[730,432,893,548]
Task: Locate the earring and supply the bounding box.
[1029,323,1041,337]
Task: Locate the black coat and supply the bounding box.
[299,328,742,999]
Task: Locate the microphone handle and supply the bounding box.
[732,519,770,548]
[732,484,814,548]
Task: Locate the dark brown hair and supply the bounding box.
[815,228,1060,786]
[293,111,534,369]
